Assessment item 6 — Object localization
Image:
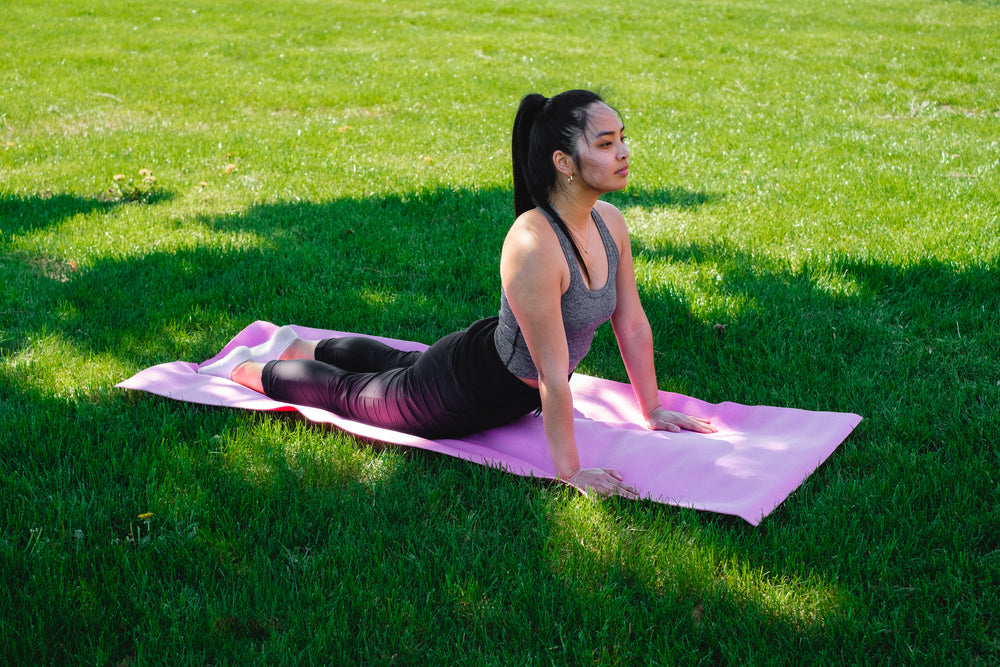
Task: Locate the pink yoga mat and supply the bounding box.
[117,321,861,525]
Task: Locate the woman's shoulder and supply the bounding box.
[505,208,559,252]
[593,200,630,249]
[593,199,626,228]
[501,209,568,280]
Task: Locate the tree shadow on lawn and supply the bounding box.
[1,191,125,236]
[599,237,1000,426]
[576,238,1000,660]
[0,190,175,358]
[2,183,722,365]
[578,245,995,515]
[584,239,1000,543]
[7,180,998,489]
[5,184,999,661]
[8,182,999,509]
[0,189,173,236]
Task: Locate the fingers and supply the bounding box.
[593,475,638,499]
[616,483,640,499]
[648,409,718,434]
[681,416,717,433]
[603,470,638,499]
[567,468,639,499]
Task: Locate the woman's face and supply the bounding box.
[573,102,629,193]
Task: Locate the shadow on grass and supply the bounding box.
[2,183,722,363]
[0,189,176,357]
[0,190,173,235]
[605,185,724,210]
[591,238,1000,479]
[7,181,998,476]
[1,191,122,235]
[4,184,1000,662]
[6,180,998,484]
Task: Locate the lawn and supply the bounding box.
[2,0,999,664]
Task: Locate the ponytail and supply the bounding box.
[511,89,608,281]
[512,93,547,218]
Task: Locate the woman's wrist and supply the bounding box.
[558,467,582,482]
[643,405,663,422]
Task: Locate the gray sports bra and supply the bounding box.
[494,207,619,380]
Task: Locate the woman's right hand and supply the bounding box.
[564,468,639,499]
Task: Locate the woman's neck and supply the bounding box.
[549,191,599,234]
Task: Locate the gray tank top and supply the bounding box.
[494,207,619,380]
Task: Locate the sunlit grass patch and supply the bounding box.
[219,416,407,493]
[1,329,128,401]
[543,494,856,656]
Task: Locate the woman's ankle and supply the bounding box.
[231,360,265,393]
[280,338,316,361]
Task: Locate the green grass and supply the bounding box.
[2,0,999,663]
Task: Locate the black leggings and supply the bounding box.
[261,317,541,438]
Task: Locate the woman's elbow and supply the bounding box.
[536,367,572,394]
[614,315,652,344]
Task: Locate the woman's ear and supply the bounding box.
[552,150,574,178]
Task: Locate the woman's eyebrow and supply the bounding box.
[591,126,625,140]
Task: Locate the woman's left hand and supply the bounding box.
[645,407,717,434]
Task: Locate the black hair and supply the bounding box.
[511,89,609,281]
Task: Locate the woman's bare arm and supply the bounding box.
[600,202,716,434]
[501,210,639,497]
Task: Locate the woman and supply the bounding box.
[200,89,715,497]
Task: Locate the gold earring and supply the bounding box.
[567,174,574,185]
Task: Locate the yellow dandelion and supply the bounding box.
[113,174,126,181]
[138,512,153,520]
[138,168,152,177]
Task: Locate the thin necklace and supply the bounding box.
[552,205,592,254]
